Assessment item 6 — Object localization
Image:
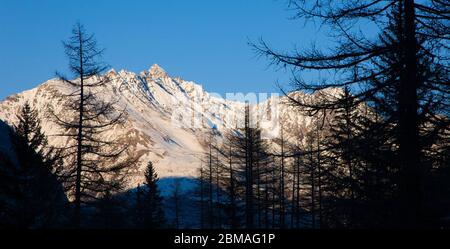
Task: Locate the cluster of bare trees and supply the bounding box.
[197,86,447,229]
[195,0,448,229]
[197,102,274,228]
[251,0,448,228]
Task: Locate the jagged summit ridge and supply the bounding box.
[0,64,316,187]
[149,63,168,78]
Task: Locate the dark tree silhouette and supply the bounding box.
[278,127,287,228]
[135,161,165,228]
[254,0,449,228]
[0,103,66,228]
[228,103,270,228]
[196,165,207,229]
[51,23,133,226]
[92,190,127,228]
[171,178,182,229]
[222,132,240,229]
[322,88,362,227]
[196,127,225,228]
[207,131,215,228]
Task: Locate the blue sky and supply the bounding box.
[0,0,327,100]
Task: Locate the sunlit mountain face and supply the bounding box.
[0,64,337,188]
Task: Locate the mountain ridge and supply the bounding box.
[0,64,324,188]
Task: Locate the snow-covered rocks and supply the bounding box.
[0,64,319,188]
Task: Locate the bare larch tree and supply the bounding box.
[51,23,133,226]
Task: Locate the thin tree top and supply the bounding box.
[59,23,109,84]
[253,0,448,110]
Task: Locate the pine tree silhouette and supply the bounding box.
[0,102,66,228]
[136,161,165,228]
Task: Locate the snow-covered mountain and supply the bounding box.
[0,64,326,187]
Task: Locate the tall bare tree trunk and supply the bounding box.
[74,25,84,226]
[399,0,422,228]
[279,127,285,228]
[244,102,254,228]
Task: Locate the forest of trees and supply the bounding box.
[0,100,167,228]
[0,24,167,229]
[196,0,449,228]
[0,0,448,229]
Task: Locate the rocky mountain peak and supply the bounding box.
[149,64,168,78]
